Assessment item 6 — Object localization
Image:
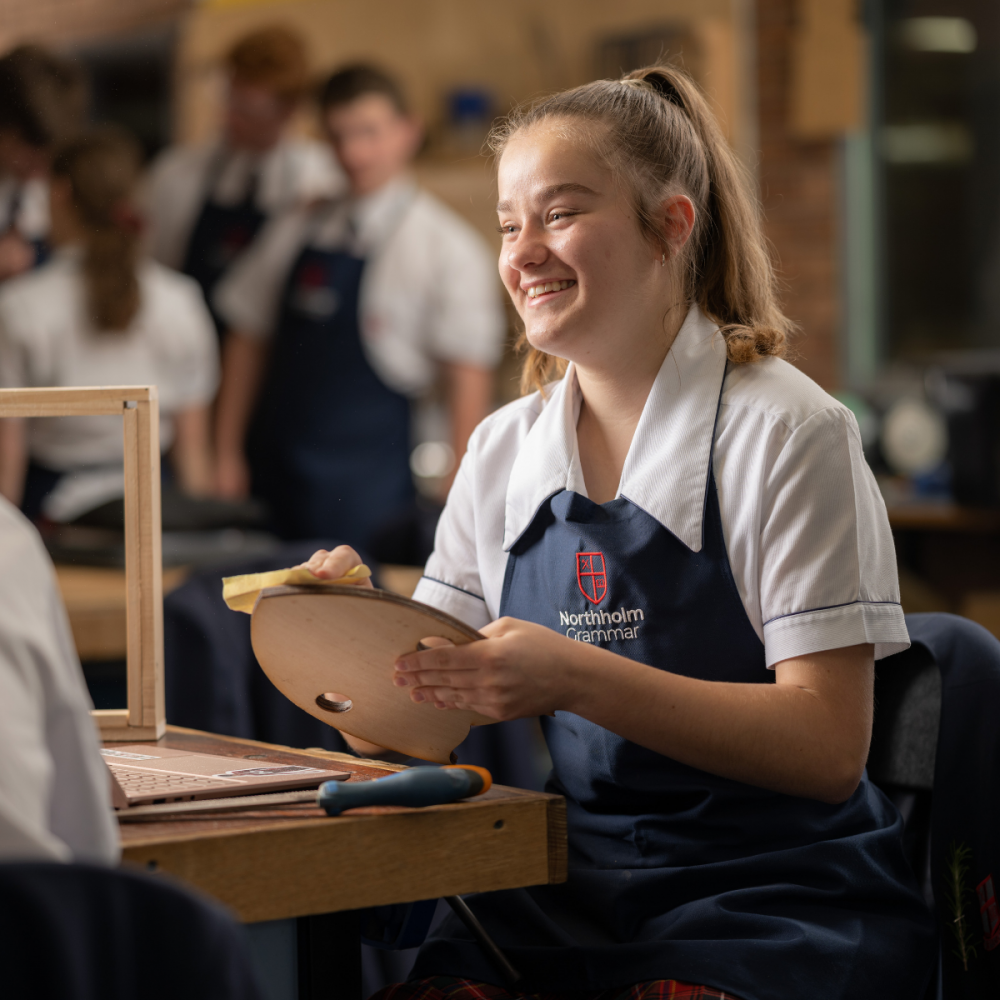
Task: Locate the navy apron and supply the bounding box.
[249,225,413,547]
[413,381,936,998]
[181,152,267,338]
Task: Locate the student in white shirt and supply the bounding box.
[213,64,504,550]
[302,66,934,1000]
[0,46,87,282]
[0,129,218,523]
[0,494,119,864]
[144,26,344,336]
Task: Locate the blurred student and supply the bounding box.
[213,64,504,549]
[144,25,344,337]
[0,45,87,282]
[0,494,119,864]
[0,129,218,523]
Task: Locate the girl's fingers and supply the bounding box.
[297,544,363,579]
[410,687,470,710]
[393,669,477,689]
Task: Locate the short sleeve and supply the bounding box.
[427,220,505,369]
[757,406,908,666]
[412,446,492,630]
[146,265,219,413]
[213,210,309,339]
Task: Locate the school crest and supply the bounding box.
[290,259,340,319]
[978,874,1000,951]
[577,552,608,604]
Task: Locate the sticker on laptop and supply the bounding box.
[101,749,157,760]
[212,766,328,778]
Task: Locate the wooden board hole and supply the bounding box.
[316,692,353,714]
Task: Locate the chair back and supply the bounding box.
[884,614,1000,999]
[0,862,264,1000]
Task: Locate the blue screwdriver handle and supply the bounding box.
[318,765,491,816]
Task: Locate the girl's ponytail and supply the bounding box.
[52,128,142,333]
[490,64,793,393]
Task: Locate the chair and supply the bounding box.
[0,861,264,1000]
[869,613,1000,999]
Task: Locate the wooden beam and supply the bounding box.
[0,385,153,417]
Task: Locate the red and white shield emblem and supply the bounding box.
[576,552,608,604]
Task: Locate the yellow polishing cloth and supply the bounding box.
[222,564,372,614]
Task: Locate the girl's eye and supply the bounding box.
[496,225,517,235]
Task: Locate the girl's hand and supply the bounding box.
[393,616,583,720]
[297,545,374,588]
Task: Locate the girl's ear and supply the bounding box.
[659,194,696,257]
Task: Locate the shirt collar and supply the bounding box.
[503,304,728,553]
[348,174,417,255]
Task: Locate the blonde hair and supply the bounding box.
[488,64,793,394]
[52,128,143,332]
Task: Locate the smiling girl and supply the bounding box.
[304,66,934,1000]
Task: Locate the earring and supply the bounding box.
[661,251,666,267]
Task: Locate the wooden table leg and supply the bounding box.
[297,911,361,1000]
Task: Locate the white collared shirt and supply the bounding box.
[0,248,219,519]
[413,305,908,667]
[142,138,346,270]
[213,176,506,395]
[0,497,119,864]
[0,175,49,243]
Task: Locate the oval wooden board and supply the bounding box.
[250,585,495,763]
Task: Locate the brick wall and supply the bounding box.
[757,0,840,390]
[0,0,189,49]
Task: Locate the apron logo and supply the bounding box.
[577,552,608,604]
[978,874,1000,951]
[291,262,340,319]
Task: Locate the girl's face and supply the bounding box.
[497,121,692,373]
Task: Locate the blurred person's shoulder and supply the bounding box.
[0,495,58,612]
[0,250,80,336]
[147,140,217,190]
[406,187,495,261]
[139,257,204,301]
[137,259,216,329]
[276,137,347,200]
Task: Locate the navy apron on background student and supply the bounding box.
[181,152,267,338]
[412,367,936,1000]
[249,209,413,548]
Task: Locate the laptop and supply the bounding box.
[103,745,350,808]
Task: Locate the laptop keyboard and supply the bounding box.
[110,766,236,800]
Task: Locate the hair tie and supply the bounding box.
[643,73,683,108]
[110,201,144,236]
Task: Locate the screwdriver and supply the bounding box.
[317,764,492,816]
[317,764,522,988]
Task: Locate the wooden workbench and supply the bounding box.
[116,727,566,997]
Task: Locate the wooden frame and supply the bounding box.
[0,386,164,740]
